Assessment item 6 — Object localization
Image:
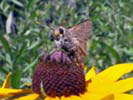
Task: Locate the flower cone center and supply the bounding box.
[32,51,86,97]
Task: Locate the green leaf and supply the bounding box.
[27,0,36,11]
[12,0,24,7]
[128,33,133,42]
[6,12,13,34]
[28,41,40,50]
[23,58,38,72]
[0,35,11,54]
[11,68,22,88]
[13,43,27,67]
[104,42,121,63]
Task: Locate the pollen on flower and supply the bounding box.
[32,51,86,97]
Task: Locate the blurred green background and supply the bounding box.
[0,0,133,88]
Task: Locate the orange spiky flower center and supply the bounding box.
[32,51,86,97]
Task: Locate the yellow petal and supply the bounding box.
[80,92,107,100]
[88,78,133,94]
[87,82,111,94]
[110,78,133,93]
[61,95,81,100]
[14,93,40,100]
[2,72,11,88]
[45,96,60,100]
[101,94,114,100]
[85,66,96,81]
[92,63,133,84]
[0,88,32,98]
[114,94,133,100]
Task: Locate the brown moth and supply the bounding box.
[52,20,92,67]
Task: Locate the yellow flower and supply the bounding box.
[0,73,33,99]
[0,63,133,100]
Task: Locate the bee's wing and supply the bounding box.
[68,20,92,57]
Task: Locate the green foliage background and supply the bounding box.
[0,0,133,88]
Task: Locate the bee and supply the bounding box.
[51,20,92,67]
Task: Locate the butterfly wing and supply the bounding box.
[68,20,92,57]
